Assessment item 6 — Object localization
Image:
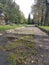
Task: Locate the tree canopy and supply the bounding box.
[0,0,26,24]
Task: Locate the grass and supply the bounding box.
[0,24,24,31]
[39,26,49,30]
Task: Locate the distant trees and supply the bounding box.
[19,12,26,24]
[31,0,49,26]
[27,14,34,24]
[0,0,26,24]
[28,14,31,24]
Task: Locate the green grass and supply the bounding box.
[39,26,49,30]
[0,24,24,31]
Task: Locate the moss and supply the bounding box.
[6,53,17,65]
[4,35,35,51]
[0,45,4,50]
[4,35,36,65]
[26,43,35,48]
[20,35,34,41]
[5,41,24,50]
[5,43,16,50]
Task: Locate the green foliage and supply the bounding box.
[20,12,26,24]
[28,14,31,24]
[0,0,26,24]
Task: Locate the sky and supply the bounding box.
[15,0,34,18]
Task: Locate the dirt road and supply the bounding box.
[0,26,49,65]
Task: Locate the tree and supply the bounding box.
[20,12,26,24]
[31,0,46,26]
[28,14,31,24]
[0,0,26,24]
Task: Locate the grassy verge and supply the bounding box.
[0,24,24,31]
[39,26,49,30]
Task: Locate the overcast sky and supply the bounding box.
[15,0,34,18]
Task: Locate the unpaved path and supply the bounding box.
[33,27,49,48]
[0,26,34,65]
[0,26,49,65]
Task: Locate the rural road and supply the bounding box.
[0,25,49,65]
